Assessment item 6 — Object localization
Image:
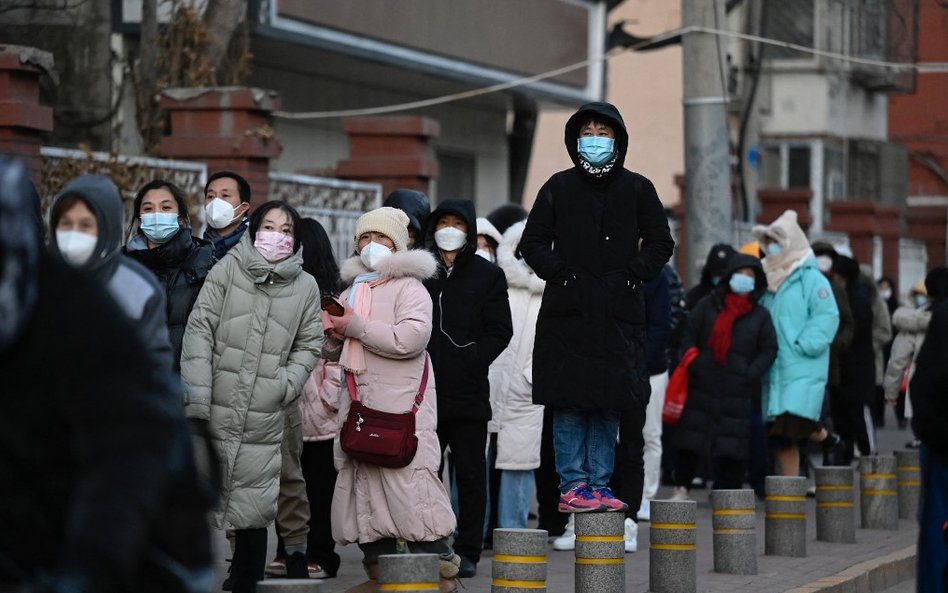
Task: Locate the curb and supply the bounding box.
[782,544,916,593]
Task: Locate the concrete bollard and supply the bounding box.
[574,512,625,593]
[710,489,757,575]
[378,553,439,592]
[815,466,856,544]
[649,500,697,593]
[859,456,898,530]
[895,449,921,520]
[257,580,323,592]
[491,528,548,593]
[764,476,807,557]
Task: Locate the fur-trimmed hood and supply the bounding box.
[496,222,544,295]
[340,248,438,285]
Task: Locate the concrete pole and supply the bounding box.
[491,528,548,593]
[378,554,440,593]
[682,0,733,286]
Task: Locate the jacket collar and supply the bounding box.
[232,232,303,285]
[340,249,438,285]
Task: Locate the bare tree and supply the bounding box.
[202,0,247,82]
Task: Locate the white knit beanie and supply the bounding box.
[354,207,410,253]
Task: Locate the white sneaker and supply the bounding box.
[552,515,575,551]
[636,499,651,522]
[624,518,638,553]
[670,486,690,501]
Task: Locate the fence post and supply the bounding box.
[860,456,899,530]
[0,45,54,188]
[574,512,625,593]
[377,553,440,593]
[764,476,807,557]
[491,528,547,593]
[895,449,921,520]
[710,489,757,575]
[649,500,697,593]
[815,466,856,544]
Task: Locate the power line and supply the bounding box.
[272,25,948,121]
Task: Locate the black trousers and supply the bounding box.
[275,440,341,576]
[675,450,745,490]
[438,419,488,562]
[232,528,267,593]
[534,407,568,537]
[610,401,648,521]
[828,386,871,463]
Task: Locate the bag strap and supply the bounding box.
[345,353,430,416]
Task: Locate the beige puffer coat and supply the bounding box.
[181,233,322,530]
[328,249,456,545]
[882,304,931,417]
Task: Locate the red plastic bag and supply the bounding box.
[662,347,699,425]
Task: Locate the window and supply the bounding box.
[436,151,476,202]
[764,0,815,60]
[787,147,811,188]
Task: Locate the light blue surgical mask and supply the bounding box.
[766,242,782,256]
[729,273,755,295]
[140,212,181,244]
[577,136,615,166]
[915,294,928,308]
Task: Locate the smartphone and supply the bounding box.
[320,294,345,316]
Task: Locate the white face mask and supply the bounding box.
[205,198,238,230]
[434,227,467,252]
[56,230,97,267]
[879,289,892,301]
[359,241,393,271]
[816,255,833,273]
[475,249,494,263]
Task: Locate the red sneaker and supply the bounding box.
[558,483,605,513]
[591,487,628,512]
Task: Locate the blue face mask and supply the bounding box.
[766,242,782,256]
[577,136,615,166]
[140,212,181,244]
[729,273,755,295]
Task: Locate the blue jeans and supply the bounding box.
[498,470,535,528]
[554,408,621,492]
[918,444,948,593]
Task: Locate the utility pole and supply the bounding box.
[681,0,733,286]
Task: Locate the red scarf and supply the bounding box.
[708,293,754,365]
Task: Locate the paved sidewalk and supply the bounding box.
[212,422,920,592]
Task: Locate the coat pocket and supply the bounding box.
[539,278,581,317]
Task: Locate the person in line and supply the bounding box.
[269,218,345,580]
[48,174,173,370]
[670,254,778,498]
[486,221,546,533]
[906,267,948,593]
[519,101,674,516]
[475,217,502,264]
[382,188,431,249]
[0,158,198,593]
[423,199,513,578]
[182,201,323,593]
[203,170,252,260]
[325,207,460,593]
[752,210,841,477]
[125,179,216,372]
[884,278,946,448]
[874,276,901,427]
[486,203,529,238]
[811,242,856,464]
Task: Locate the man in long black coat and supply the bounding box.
[519,101,674,514]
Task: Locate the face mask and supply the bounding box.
[254,231,294,263]
[879,289,892,301]
[766,242,782,256]
[816,255,833,273]
[205,198,239,230]
[577,136,615,166]
[435,227,467,252]
[729,273,755,295]
[140,212,181,244]
[915,294,928,308]
[359,241,393,270]
[711,276,721,286]
[475,249,494,263]
[56,230,97,267]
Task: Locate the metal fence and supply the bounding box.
[269,171,382,264]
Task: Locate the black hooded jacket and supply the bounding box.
[423,199,513,421]
[519,102,675,411]
[383,189,431,245]
[49,175,173,370]
[674,254,778,460]
[910,269,948,464]
[125,228,216,372]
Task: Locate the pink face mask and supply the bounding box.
[254,231,294,262]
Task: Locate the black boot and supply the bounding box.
[285,551,310,579]
[821,432,846,467]
[232,528,268,593]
